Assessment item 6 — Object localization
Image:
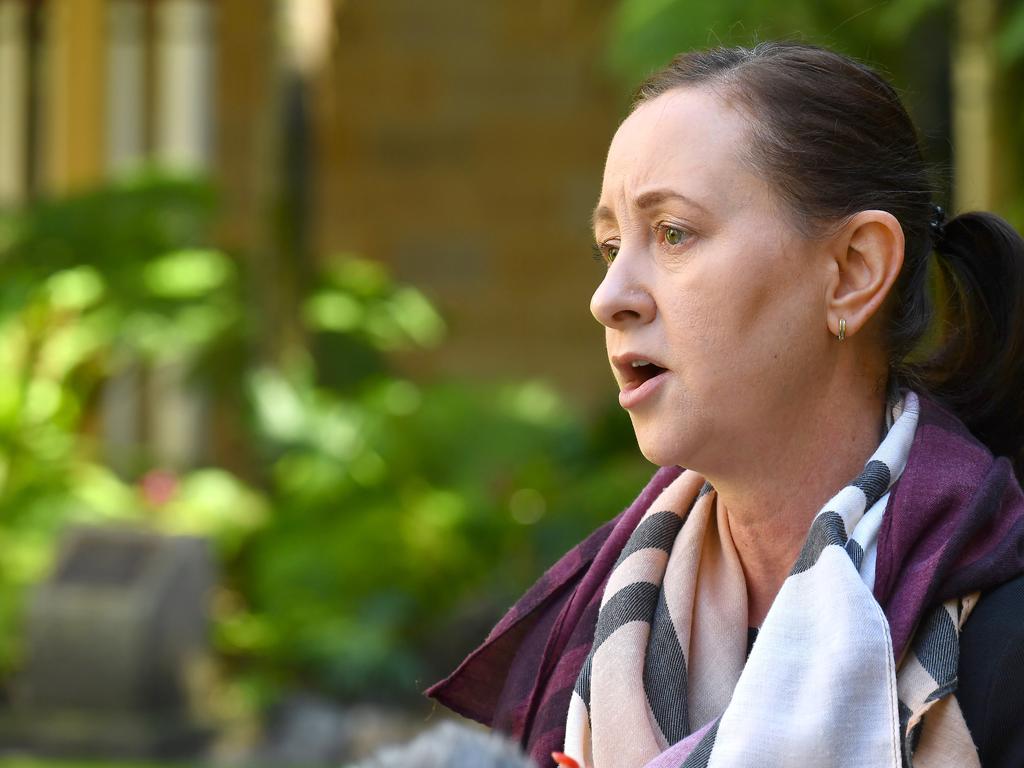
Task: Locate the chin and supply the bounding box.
[631,421,686,468]
[638,445,684,468]
[630,405,713,470]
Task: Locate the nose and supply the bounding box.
[589,257,656,330]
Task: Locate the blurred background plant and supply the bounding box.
[0,174,245,682]
[0,174,651,721]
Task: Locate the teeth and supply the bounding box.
[631,360,651,368]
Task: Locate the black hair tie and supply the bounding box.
[930,204,947,242]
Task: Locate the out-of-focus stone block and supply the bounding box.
[0,525,215,757]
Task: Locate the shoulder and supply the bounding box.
[957,574,1024,767]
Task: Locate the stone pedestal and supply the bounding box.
[0,525,215,757]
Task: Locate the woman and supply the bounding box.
[427,43,1024,768]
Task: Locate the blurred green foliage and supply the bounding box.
[0,174,247,679]
[0,174,650,710]
[605,0,1024,226]
[606,0,1024,82]
[0,761,174,768]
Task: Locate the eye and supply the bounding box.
[654,223,693,248]
[591,241,619,265]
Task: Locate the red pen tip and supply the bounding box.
[551,752,581,768]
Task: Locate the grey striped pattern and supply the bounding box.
[612,510,683,569]
[564,392,977,768]
[573,512,681,708]
[644,589,689,744]
[852,460,891,507]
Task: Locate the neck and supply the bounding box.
[706,381,888,628]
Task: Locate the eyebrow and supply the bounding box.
[591,189,710,231]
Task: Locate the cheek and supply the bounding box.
[742,279,825,401]
[660,290,728,390]
[687,242,821,380]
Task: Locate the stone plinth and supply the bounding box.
[0,525,215,757]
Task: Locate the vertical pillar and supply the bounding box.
[101,352,144,476]
[0,0,28,206]
[149,360,203,469]
[42,0,106,193]
[280,0,332,78]
[952,0,996,211]
[101,0,147,474]
[106,0,146,175]
[245,0,333,364]
[151,0,214,468]
[154,0,211,171]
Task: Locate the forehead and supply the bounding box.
[601,87,754,207]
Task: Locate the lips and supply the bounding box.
[612,354,669,390]
[611,354,670,408]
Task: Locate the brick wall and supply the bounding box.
[309,0,625,405]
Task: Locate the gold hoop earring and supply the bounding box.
[837,318,846,341]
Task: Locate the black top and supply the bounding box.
[957,573,1024,767]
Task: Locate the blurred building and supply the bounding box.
[0,0,624,432]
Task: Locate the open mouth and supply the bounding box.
[626,360,668,389]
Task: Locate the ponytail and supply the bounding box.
[912,212,1024,477]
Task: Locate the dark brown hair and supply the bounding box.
[634,42,1024,476]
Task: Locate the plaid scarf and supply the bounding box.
[561,392,977,768]
[426,392,1024,768]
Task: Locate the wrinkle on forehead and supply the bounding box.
[598,88,756,222]
[601,87,808,240]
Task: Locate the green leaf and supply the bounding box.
[43,266,105,310]
[998,0,1024,63]
[389,288,446,347]
[248,368,307,442]
[143,248,232,298]
[161,469,269,551]
[303,291,364,332]
[326,255,391,296]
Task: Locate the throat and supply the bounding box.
[719,497,813,629]
[635,364,666,383]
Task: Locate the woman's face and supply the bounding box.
[590,87,834,473]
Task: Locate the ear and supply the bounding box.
[825,210,904,339]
